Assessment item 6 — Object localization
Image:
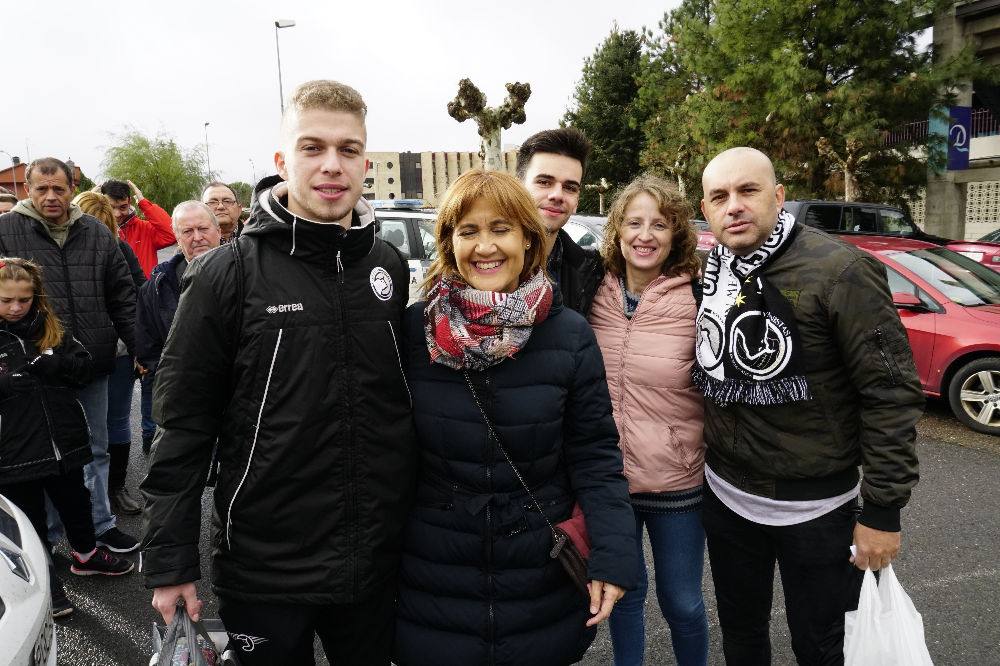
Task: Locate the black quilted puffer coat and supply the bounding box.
[0,203,136,375]
[394,298,637,666]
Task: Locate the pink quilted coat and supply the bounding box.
[588,272,705,494]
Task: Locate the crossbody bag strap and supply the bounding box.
[462,370,564,550]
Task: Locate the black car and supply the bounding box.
[783,200,952,245]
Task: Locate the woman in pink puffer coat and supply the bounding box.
[587,175,708,666]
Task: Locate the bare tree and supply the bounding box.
[448,79,531,171]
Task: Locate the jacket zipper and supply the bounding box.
[335,250,360,596]
[483,372,496,666]
[873,328,898,384]
[57,242,80,337]
[226,328,283,549]
[38,392,63,462]
[386,321,412,407]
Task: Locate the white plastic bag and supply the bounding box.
[844,564,933,666]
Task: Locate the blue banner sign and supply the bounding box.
[948,106,971,171]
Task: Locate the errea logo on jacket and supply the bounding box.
[265,303,304,314]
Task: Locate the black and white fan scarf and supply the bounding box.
[693,210,812,406]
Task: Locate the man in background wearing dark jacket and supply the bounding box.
[135,201,221,410]
[695,147,924,664]
[141,80,417,666]
[0,157,140,554]
[517,127,603,316]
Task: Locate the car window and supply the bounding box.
[564,221,599,250]
[881,209,913,236]
[981,228,1000,242]
[417,219,438,261]
[803,204,842,231]
[844,206,879,233]
[891,248,1000,306]
[884,265,938,310]
[379,219,410,257]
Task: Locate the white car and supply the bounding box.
[0,494,56,666]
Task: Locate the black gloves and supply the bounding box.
[0,372,39,396]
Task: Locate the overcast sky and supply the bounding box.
[1,0,675,188]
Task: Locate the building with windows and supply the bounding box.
[926,1,1000,240]
[363,149,518,205]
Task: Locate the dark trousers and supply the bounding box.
[703,484,863,666]
[218,583,395,666]
[0,467,96,554]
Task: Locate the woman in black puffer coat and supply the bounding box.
[395,170,637,666]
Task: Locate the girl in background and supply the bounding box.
[0,257,132,619]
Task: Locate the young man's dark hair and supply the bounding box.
[25,157,74,187]
[99,180,131,201]
[515,127,591,180]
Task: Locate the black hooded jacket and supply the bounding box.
[0,310,94,484]
[140,177,418,604]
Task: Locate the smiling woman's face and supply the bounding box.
[452,198,527,293]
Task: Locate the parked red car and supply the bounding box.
[947,227,1000,273]
[839,236,1000,436]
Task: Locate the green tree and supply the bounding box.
[639,0,989,205]
[227,181,253,207]
[76,172,95,194]
[564,26,647,213]
[102,129,207,213]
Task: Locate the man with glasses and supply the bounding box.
[201,182,243,244]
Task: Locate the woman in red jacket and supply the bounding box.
[587,175,708,665]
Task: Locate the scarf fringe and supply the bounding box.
[692,368,812,407]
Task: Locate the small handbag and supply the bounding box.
[463,371,591,596]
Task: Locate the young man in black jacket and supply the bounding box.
[141,81,417,666]
[696,147,924,664]
[517,128,604,316]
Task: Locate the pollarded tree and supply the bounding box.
[564,26,647,213]
[102,129,207,213]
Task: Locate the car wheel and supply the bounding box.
[947,357,1000,436]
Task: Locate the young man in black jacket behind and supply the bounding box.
[141,80,417,666]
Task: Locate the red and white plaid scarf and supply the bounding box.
[424,270,553,370]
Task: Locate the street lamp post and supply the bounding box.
[204,122,212,180]
[274,19,296,112]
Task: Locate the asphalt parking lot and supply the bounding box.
[52,395,999,665]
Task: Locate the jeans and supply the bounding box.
[140,366,156,440]
[702,484,863,666]
[107,355,135,444]
[78,375,115,535]
[609,506,709,666]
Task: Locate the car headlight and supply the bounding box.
[992,255,1000,263]
[958,251,984,262]
[0,544,29,581]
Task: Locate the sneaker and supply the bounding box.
[51,580,74,618]
[70,547,134,576]
[95,527,140,553]
[111,488,142,515]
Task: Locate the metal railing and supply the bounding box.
[882,108,1000,146]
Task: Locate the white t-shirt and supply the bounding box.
[705,465,861,526]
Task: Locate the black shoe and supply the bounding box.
[70,547,134,576]
[51,579,74,618]
[111,488,142,515]
[95,527,139,553]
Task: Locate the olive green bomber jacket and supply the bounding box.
[703,224,924,532]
